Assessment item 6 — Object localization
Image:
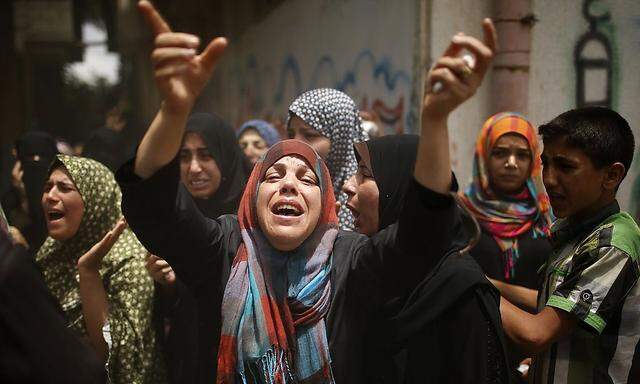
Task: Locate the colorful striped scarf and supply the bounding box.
[459,112,552,279]
[217,140,338,384]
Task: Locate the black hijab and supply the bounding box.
[15,132,58,250]
[184,113,252,218]
[359,134,459,230]
[361,135,420,230]
[357,134,510,384]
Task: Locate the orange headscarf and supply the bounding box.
[459,112,552,279]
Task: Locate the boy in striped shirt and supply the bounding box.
[497,106,640,383]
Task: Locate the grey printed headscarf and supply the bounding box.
[288,88,368,230]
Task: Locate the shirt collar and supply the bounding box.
[549,200,620,248]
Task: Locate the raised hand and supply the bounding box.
[415,19,498,194]
[422,18,497,121]
[138,0,227,114]
[77,218,127,272]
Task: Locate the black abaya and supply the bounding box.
[158,113,251,384]
[0,227,105,384]
[363,135,511,384]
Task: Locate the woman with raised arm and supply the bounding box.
[119,2,496,383]
[36,155,166,384]
[343,135,510,383]
[146,111,251,384]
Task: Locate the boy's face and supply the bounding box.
[541,137,609,220]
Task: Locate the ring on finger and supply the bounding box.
[460,65,473,79]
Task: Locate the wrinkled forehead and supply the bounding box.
[49,155,116,200]
[260,140,320,171]
[271,154,312,169]
[48,164,75,184]
[256,140,329,193]
[261,155,317,181]
[181,131,208,149]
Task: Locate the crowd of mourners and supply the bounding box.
[2,2,640,383]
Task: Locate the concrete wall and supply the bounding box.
[207,0,423,136]
[430,0,494,185]
[207,0,492,188]
[528,0,640,213]
[130,0,640,214]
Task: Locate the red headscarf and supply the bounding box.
[217,140,338,383]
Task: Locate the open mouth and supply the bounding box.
[271,201,303,217]
[47,210,65,221]
[189,179,209,188]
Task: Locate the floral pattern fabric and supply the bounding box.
[36,155,166,384]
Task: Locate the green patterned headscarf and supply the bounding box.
[36,155,166,384]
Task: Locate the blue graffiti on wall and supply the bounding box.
[234,49,413,132]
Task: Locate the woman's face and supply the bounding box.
[239,128,269,164]
[342,143,379,236]
[180,132,222,199]
[487,133,532,195]
[256,155,322,251]
[42,167,85,241]
[288,115,331,160]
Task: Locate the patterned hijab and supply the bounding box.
[238,119,282,147]
[217,140,339,384]
[459,113,552,279]
[36,155,165,384]
[288,88,368,231]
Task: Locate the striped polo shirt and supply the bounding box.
[530,202,640,384]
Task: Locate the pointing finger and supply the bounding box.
[482,18,498,54]
[138,0,171,36]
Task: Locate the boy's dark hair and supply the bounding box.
[539,106,635,177]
